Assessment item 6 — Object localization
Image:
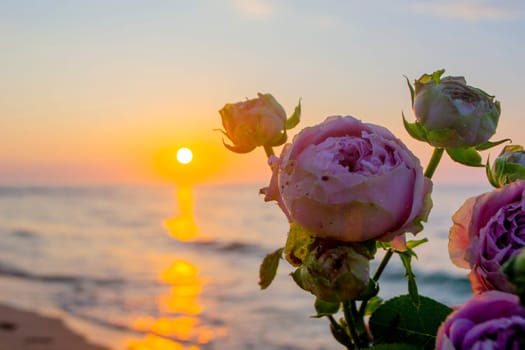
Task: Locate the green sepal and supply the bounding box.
[426,128,459,147]
[222,139,256,154]
[312,298,340,318]
[474,138,511,151]
[376,241,391,250]
[258,247,283,290]
[284,223,315,266]
[268,130,288,147]
[285,98,301,130]
[416,69,445,85]
[406,238,428,250]
[486,157,500,188]
[404,75,415,106]
[369,295,453,350]
[446,147,484,167]
[355,279,379,301]
[402,112,428,142]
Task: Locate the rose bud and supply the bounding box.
[487,145,525,187]
[436,291,525,350]
[449,181,525,294]
[291,240,372,302]
[219,93,298,153]
[409,70,500,148]
[265,115,432,249]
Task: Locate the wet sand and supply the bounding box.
[0,304,108,350]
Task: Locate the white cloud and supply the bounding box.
[411,0,523,21]
[231,0,274,18]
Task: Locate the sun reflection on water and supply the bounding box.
[126,186,227,349]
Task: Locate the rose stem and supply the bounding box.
[352,300,370,345]
[359,248,394,317]
[343,300,363,348]
[424,147,444,179]
[327,315,354,349]
[263,145,275,158]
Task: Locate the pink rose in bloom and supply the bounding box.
[449,181,525,293]
[436,291,525,350]
[265,116,432,246]
[219,93,287,153]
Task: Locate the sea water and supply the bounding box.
[0,183,491,349]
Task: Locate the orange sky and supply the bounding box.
[2,1,523,186]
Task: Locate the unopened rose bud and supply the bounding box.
[487,145,525,187]
[291,240,372,302]
[219,93,299,154]
[407,69,500,148]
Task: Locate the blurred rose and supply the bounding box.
[219,93,287,153]
[449,181,525,293]
[291,240,372,302]
[436,291,525,350]
[487,145,525,187]
[412,70,500,148]
[265,116,432,247]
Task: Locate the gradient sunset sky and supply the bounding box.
[2,0,525,186]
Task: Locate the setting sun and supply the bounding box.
[176,147,193,164]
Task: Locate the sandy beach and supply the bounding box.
[0,304,108,350]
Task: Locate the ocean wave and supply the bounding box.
[0,261,126,287]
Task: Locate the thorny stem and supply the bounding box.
[424,147,444,179]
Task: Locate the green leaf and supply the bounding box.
[284,223,315,266]
[369,295,453,350]
[402,112,428,142]
[285,98,301,130]
[258,247,283,290]
[474,138,511,151]
[446,147,484,167]
[312,298,340,317]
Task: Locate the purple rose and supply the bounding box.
[264,116,432,247]
[436,291,525,350]
[449,181,525,293]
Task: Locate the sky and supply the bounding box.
[2,0,525,186]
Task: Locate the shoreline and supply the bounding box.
[0,303,109,350]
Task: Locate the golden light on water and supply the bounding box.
[176,147,193,164]
[164,187,198,241]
